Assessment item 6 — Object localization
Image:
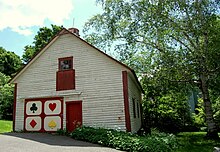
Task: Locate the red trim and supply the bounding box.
[13,83,17,132]
[65,101,82,132]
[24,97,63,132]
[65,100,82,105]
[60,98,64,130]
[41,98,45,132]
[24,98,27,132]
[122,71,131,132]
[25,96,63,101]
[56,69,75,91]
[56,72,58,91]
[57,57,75,91]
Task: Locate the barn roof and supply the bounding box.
[10,28,144,93]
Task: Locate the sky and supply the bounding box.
[0,0,102,57]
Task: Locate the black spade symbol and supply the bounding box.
[30,103,38,113]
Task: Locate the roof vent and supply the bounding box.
[68,28,80,37]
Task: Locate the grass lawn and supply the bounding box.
[0,120,12,133]
[177,132,220,152]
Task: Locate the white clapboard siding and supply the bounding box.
[128,73,142,133]
[14,33,130,131]
[15,94,24,131]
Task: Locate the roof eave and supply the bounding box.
[10,28,144,94]
[9,29,65,83]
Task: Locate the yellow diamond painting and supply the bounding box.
[48,120,57,129]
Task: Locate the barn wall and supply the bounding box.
[14,83,24,131]
[128,73,142,133]
[14,34,128,131]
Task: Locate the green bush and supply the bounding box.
[212,96,220,131]
[56,128,69,136]
[0,72,14,120]
[70,126,179,152]
[143,91,194,134]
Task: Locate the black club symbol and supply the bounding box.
[30,103,38,113]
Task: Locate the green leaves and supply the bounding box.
[22,24,62,63]
[0,47,22,77]
[0,72,14,120]
[84,0,220,137]
[85,0,220,81]
[0,46,22,120]
[71,126,179,152]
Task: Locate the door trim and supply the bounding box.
[65,100,82,132]
[13,83,17,132]
[122,71,131,132]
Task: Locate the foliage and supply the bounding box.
[0,47,20,120]
[0,47,22,76]
[192,98,206,129]
[84,0,220,138]
[144,91,193,133]
[0,72,14,120]
[192,95,220,131]
[0,120,12,133]
[71,126,179,152]
[56,128,69,136]
[210,86,220,131]
[212,96,220,130]
[22,25,62,63]
[141,58,195,133]
[177,132,220,152]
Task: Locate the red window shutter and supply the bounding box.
[56,69,75,91]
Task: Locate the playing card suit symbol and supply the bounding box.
[30,119,37,128]
[49,103,56,111]
[48,120,57,129]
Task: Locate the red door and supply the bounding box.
[66,101,82,132]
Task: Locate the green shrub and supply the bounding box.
[70,126,179,152]
[56,128,69,136]
[143,91,194,134]
[0,72,14,120]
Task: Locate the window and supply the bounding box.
[137,102,140,118]
[59,57,73,71]
[56,56,75,91]
[132,98,136,118]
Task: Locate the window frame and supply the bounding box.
[132,98,136,118]
[58,56,73,71]
[137,102,140,118]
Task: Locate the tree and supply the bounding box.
[22,25,63,63]
[84,0,220,139]
[0,47,22,76]
[0,72,14,120]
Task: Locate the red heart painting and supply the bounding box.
[49,103,56,111]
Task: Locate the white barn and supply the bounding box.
[10,28,144,133]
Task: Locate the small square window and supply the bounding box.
[59,57,73,71]
[137,102,140,118]
[132,98,136,118]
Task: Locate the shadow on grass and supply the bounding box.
[176,132,220,152]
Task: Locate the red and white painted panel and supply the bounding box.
[24,97,63,132]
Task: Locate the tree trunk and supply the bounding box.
[200,73,219,139]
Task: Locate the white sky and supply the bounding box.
[0,0,102,56]
[0,0,73,35]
